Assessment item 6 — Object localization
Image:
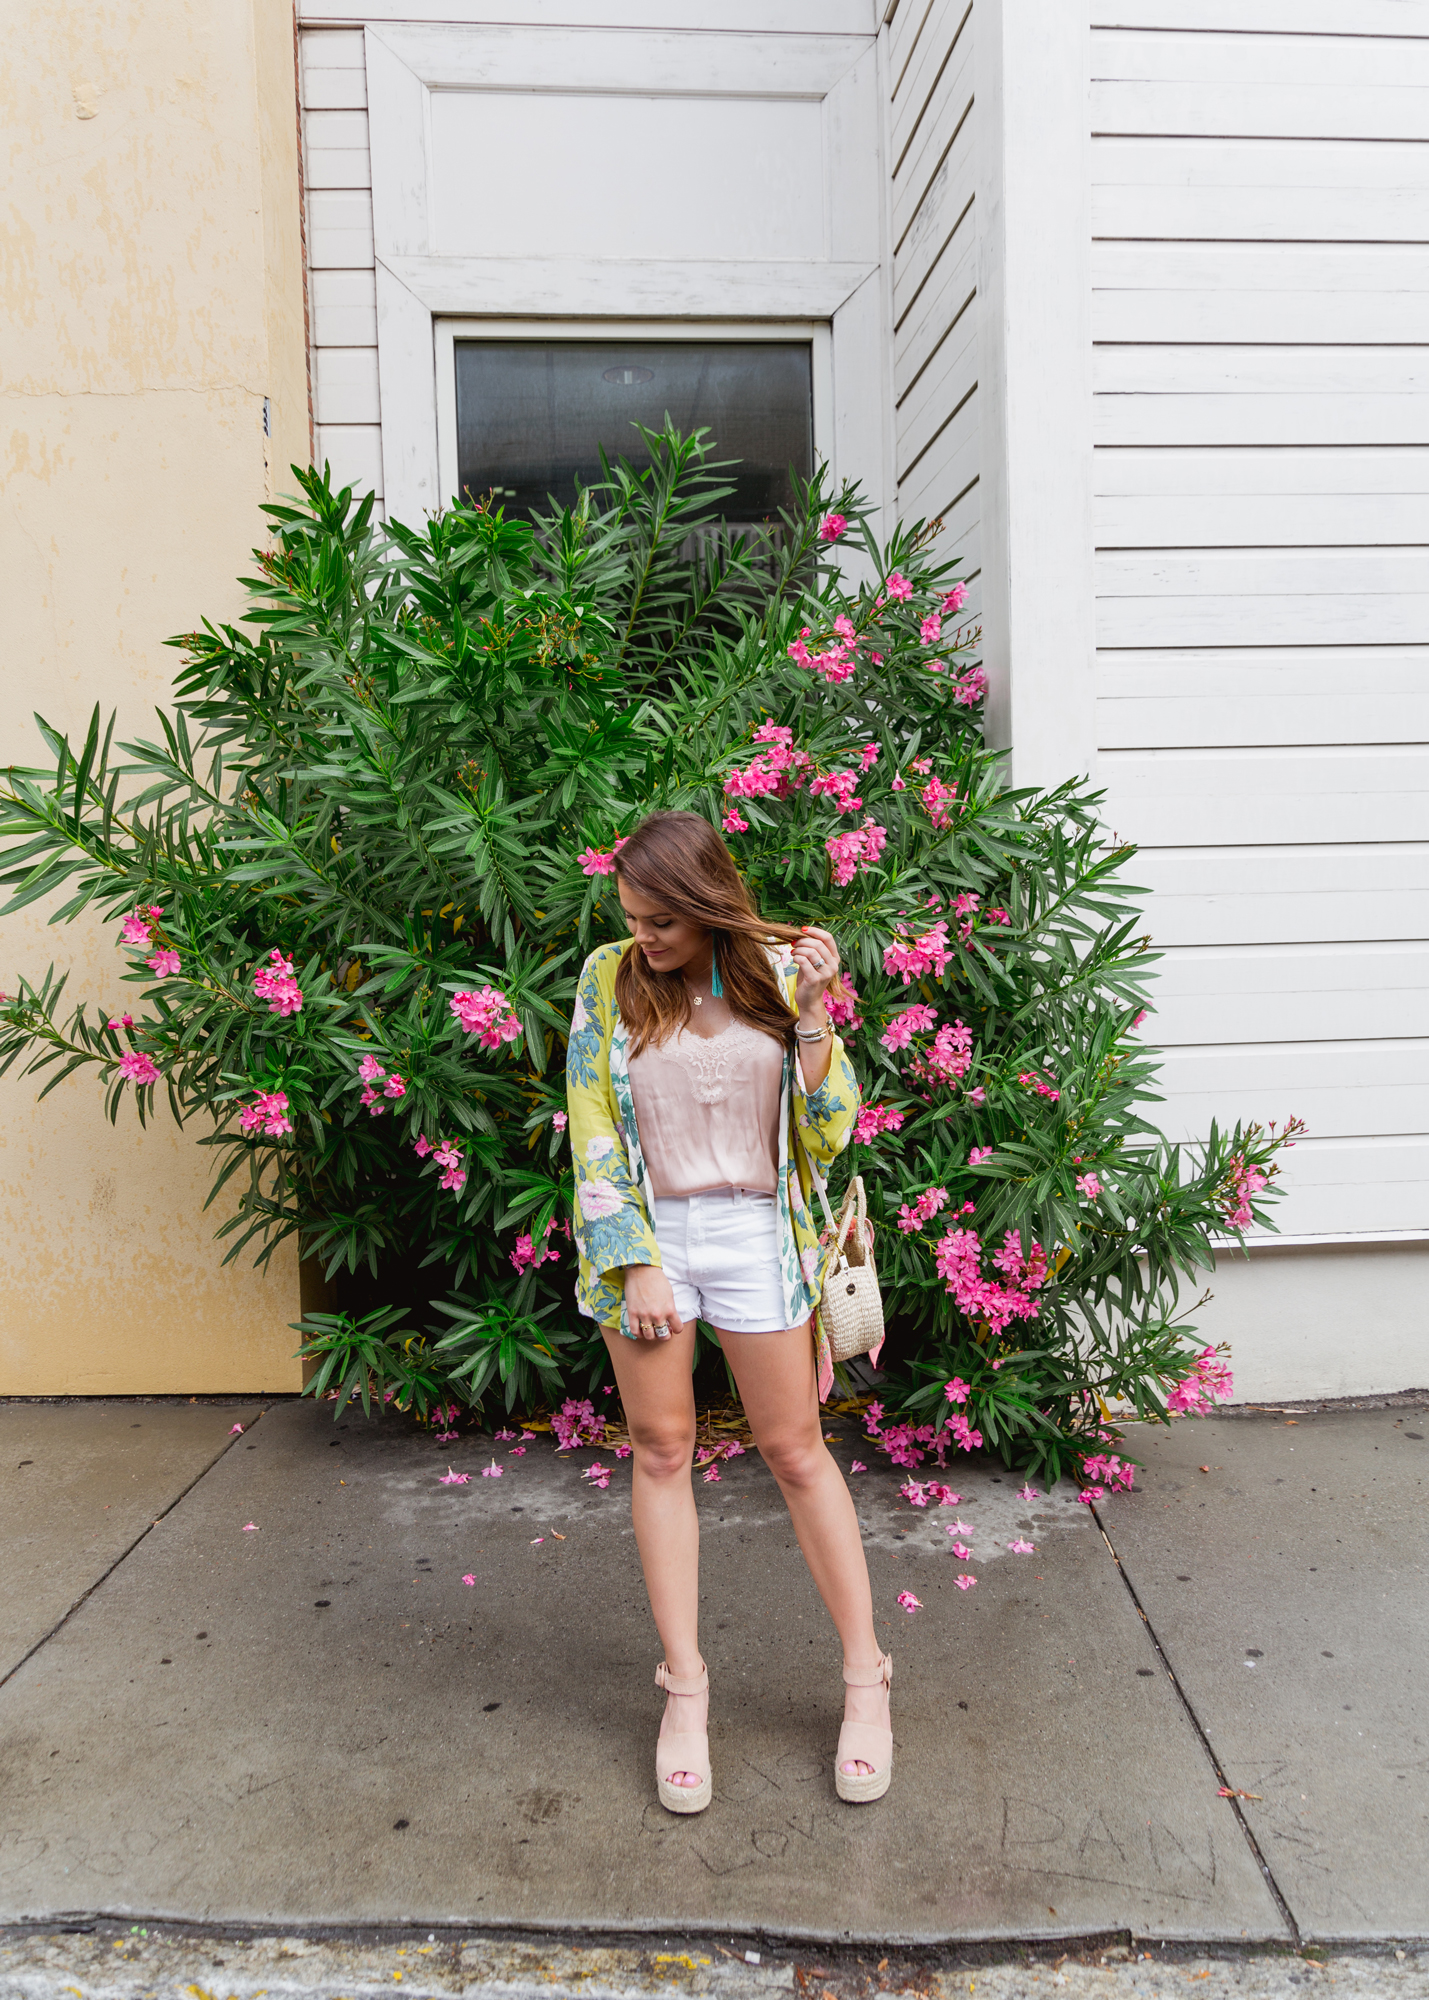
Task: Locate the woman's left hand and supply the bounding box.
[792,925,840,1017]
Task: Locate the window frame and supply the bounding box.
[433,319,834,519]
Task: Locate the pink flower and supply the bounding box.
[242,1522,258,1532]
[253,948,302,1017]
[944,1377,971,1405]
[968,1147,993,1166]
[901,1479,929,1508]
[825,978,862,1031]
[146,948,181,979]
[891,775,906,791]
[854,1102,905,1145]
[451,985,522,1051]
[942,584,968,614]
[850,1460,867,1473]
[552,1111,567,1132]
[239,1089,294,1139]
[431,1140,466,1193]
[722,808,750,833]
[1220,1154,1268,1230]
[439,1467,470,1485]
[896,1590,922,1613]
[809,769,862,815]
[553,1398,606,1451]
[883,920,951,985]
[1017,1069,1061,1103]
[858,742,880,772]
[927,1485,962,1507]
[885,572,913,601]
[819,512,847,542]
[229,1424,244,1435]
[106,1014,134,1030]
[413,1135,432,1158]
[826,817,887,885]
[577,1180,622,1220]
[896,1185,949,1234]
[359,1054,385,1082]
[1007,1538,1036,1554]
[949,1542,973,1560]
[967,1085,986,1106]
[577,845,621,876]
[919,613,942,647]
[702,1466,721,1483]
[614,1443,633,1459]
[954,1574,977,1591]
[383,1073,406,1099]
[881,1003,937,1053]
[921,775,958,832]
[1017,1483,1039,1500]
[462,1573,476,1586]
[907,1019,973,1092]
[1131,1009,1148,1030]
[583,1462,611,1490]
[481,1460,503,1478]
[118,1051,160,1086]
[1167,1344,1234,1414]
[120,906,163,948]
[951,666,988,709]
[1075,1172,1103,1200]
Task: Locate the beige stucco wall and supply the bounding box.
[1,0,312,1392]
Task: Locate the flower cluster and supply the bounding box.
[883,919,951,985]
[853,1102,905,1145]
[896,1185,949,1234]
[787,621,858,684]
[239,1089,293,1138]
[118,1051,159,1086]
[907,1018,973,1092]
[1220,1154,1267,1230]
[808,768,862,815]
[825,978,862,1031]
[414,1133,465,1193]
[511,1216,566,1275]
[819,512,846,542]
[921,774,958,830]
[826,817,887,885]
[1166,1344,1234,1415]
[724,724,813,803]
[1075,1171,1103,1200]
[253,949,302,1017]
[357,1051,406,1115]
[900,1477,963,1507]
[1018,1068,1060,1102]
[1079,1451,1135,1497]
[951,665,988,708]
[450,985,522,1051]
[553,1397,606,1451]
[120,906,164,948]
[933,1221,1049,1335]
[577,837,627,876]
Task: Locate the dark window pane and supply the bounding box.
[453,340,812,524]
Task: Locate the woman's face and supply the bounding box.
[617,879,711,976]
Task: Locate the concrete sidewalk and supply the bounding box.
[0,1395,1424,1948]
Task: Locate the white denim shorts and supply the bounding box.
[651,1188,790,1334]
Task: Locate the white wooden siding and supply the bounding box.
[1092,15,1429,1243]
[300,28,382,503]
[887,0,980,613]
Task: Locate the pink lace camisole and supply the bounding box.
[627,1017,784,1199]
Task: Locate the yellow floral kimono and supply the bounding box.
[566,939,861,1398]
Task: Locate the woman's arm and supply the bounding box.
[566,952,663,1302]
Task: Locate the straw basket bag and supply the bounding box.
[813,1172,885,1365]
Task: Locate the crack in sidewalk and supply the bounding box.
[1090,1502,1302,1949]
[0,1410,266,1696]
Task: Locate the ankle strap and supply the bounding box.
[843,1651,892,1690]
[656,1660,708,1696]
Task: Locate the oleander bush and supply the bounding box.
[0,428,1299,1481]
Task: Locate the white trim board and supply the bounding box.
[362,20,889,525]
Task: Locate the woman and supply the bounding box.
[566,810,893,1815]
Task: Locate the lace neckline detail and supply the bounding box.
[645,1017,772,1105]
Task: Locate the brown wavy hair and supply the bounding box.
[613,811,835,1056]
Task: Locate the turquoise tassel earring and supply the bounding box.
[710,941,724,999]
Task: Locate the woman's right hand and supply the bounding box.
[624,1265,686,1342]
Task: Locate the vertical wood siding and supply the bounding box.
[1091,14,1429,1239]
[299,29,383,506]
[888,0,980,614]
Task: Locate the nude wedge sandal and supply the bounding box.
[654,1660,712,1814]
[835,1651,893,1804]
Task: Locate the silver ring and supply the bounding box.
[655,1321,670,1337]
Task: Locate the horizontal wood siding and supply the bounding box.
[888,0,980,615]
[300,29,382,504]
[1092,19,1429,1240]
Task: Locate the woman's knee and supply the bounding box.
[759,1428,827,1491]
[629,1420,696,1480]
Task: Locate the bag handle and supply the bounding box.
[810,1157,866,1266]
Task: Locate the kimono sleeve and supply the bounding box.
[794,1034,860,1167]
[566,950,662,1291]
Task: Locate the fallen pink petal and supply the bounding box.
[462,1573,476,1586]
[242,1523,258,1532]
[229,1424,244,1435]
[439,1467,470,1485]
[1007,1538,1036,1553]
[702,1466,721,1483]
[954,1574,977,1590]
[1018,1483,1040,1500]
[850,1460,867,1473]
[481,1461,503,1478]
[950,1541,973,1560]
[530,1536,544,1545]
[896,1590,923,1613]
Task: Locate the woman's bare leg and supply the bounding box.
[717,1321,888,1776]
[601,1324,705,1787]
